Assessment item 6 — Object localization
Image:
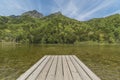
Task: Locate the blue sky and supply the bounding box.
[0,0,120,21]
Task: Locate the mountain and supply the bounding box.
[0,10,120,44]
[22,10,44,18]
[51,11,62,16]
[9,15,20,18]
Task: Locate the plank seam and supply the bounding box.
[70,56,92,80]
[18,56,48,80]
[70,56,90,80]
[72,56,100,80]
[54,56,58,80]
[45,56,55,80]
[61,56,64,77]
[34,56,52,80]
[69,56,85,80]
[65,56,74,80]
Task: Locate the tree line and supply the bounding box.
[0,13,120,44]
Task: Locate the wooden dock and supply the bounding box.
[17,55,101,80]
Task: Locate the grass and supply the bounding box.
[0,44,120,80]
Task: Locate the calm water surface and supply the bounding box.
[0,43,120,80]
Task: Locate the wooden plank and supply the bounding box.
[36,56,54,80]
[55,56,64,80]
[62,55,73,80]
[45,56,58,80]
[26,56,51,80]
[69,56,91,80]
[66,56,82,80]
[17,55,101,80]
[73,55,101,80]
[17,56,47,80]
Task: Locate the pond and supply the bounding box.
[0,43,120,80]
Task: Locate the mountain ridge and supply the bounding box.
[6,10,120,21]
[22,10,44,18]
[0,10,120,43]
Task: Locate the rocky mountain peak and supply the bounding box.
[22,10,44,18]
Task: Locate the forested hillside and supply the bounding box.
[0,10,120,44]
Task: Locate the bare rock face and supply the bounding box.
[22,10,44,18]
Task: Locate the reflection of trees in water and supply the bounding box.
[0,42,18,49]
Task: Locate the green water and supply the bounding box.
[0,43,120,80]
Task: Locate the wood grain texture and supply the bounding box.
[17,55,101,80]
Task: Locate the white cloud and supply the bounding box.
[2,0,29,11]
[54,0,117,21]
[53,0,114,20]
[77,0,115,20]
[53,0,80,17]
[63,0,78,16]
[1,0,118,20]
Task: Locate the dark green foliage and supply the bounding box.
[0,13,120,44]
